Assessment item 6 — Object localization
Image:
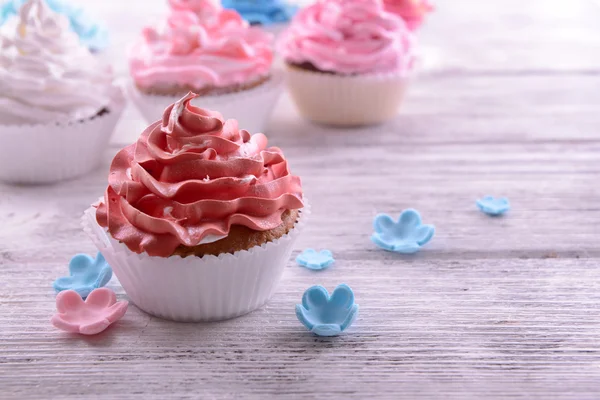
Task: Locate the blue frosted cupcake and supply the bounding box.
[221,0,297,35]
[0,0,108,51]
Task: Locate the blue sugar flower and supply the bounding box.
[296,249,335,271]
[222,0,298,25]
[53,252,112,298]
[371,209,435,254]
[296,284,358,337]
[0,0,108,51]
[476,196,510,216]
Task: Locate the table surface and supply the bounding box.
[2,0,600,399]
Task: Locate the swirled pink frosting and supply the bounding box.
[95,92,304,257]
[130,0,274,90]
[278,0,414,75]
[383,0,434,31]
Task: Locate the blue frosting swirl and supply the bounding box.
[0,0,108,51]
[221,0,298,25]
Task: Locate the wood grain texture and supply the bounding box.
[2,0,600,398]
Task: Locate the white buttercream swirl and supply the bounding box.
[0,0,115,125]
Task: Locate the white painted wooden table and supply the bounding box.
[2,1,600,398]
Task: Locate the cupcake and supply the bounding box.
[278,0,415,127]
[221,0,298,36]
[0,0,124,184]
[83,92,305,322]
[0,0,109,51]
[127,0,282,134]
[383,0,434,31]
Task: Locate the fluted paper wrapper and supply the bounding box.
[0,93,125,184]
[285,64,410,127]
[126,70,284,134]
[83,205,307,322]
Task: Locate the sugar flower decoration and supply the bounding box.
[53,252,112,298]
[476,196,510,216]
[51,288,128,335]
[371,209,435,254]
[221,0,298,26]
[296,284,358,337]
[296,249,335,271]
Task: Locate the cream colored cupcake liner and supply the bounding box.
[126,70,284,134]
[82,203,308,322]
[284,64,411,127]
[0,88,125,184]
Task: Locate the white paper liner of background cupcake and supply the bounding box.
[126,69,284,134]
[284,65,411,127]
[82,203,309,322]
[0,90,126,184]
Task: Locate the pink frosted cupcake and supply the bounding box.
[383,0,434,31]
[278,0,415,127]
[84,92,306,322]
[127,0,282,134]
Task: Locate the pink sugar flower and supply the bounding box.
[51,288,128,335]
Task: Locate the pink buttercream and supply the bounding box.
[95,93,304,257]
[130,0,274,90]
[278,0,414,75]
[383,0,434,31]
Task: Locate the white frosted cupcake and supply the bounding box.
[278,0,415,127]
[127,0,282,134]
[84,92,305,322]
[0,0,124,184]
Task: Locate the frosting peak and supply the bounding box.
[0,0,108,50]
[278,0,414,75]
[0,0,115,124]
[130,0,274,91]
[96,93,304,257]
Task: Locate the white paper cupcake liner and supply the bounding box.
[82,204,308,322]
[284,64,411,127]
[0,89,125,184]
[126,70,284,134]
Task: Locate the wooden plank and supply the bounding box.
[2,171,599,258]
[113,73,600,145]
[3,75,599,258]
[2,259,600,399]
[418,0,600,74]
